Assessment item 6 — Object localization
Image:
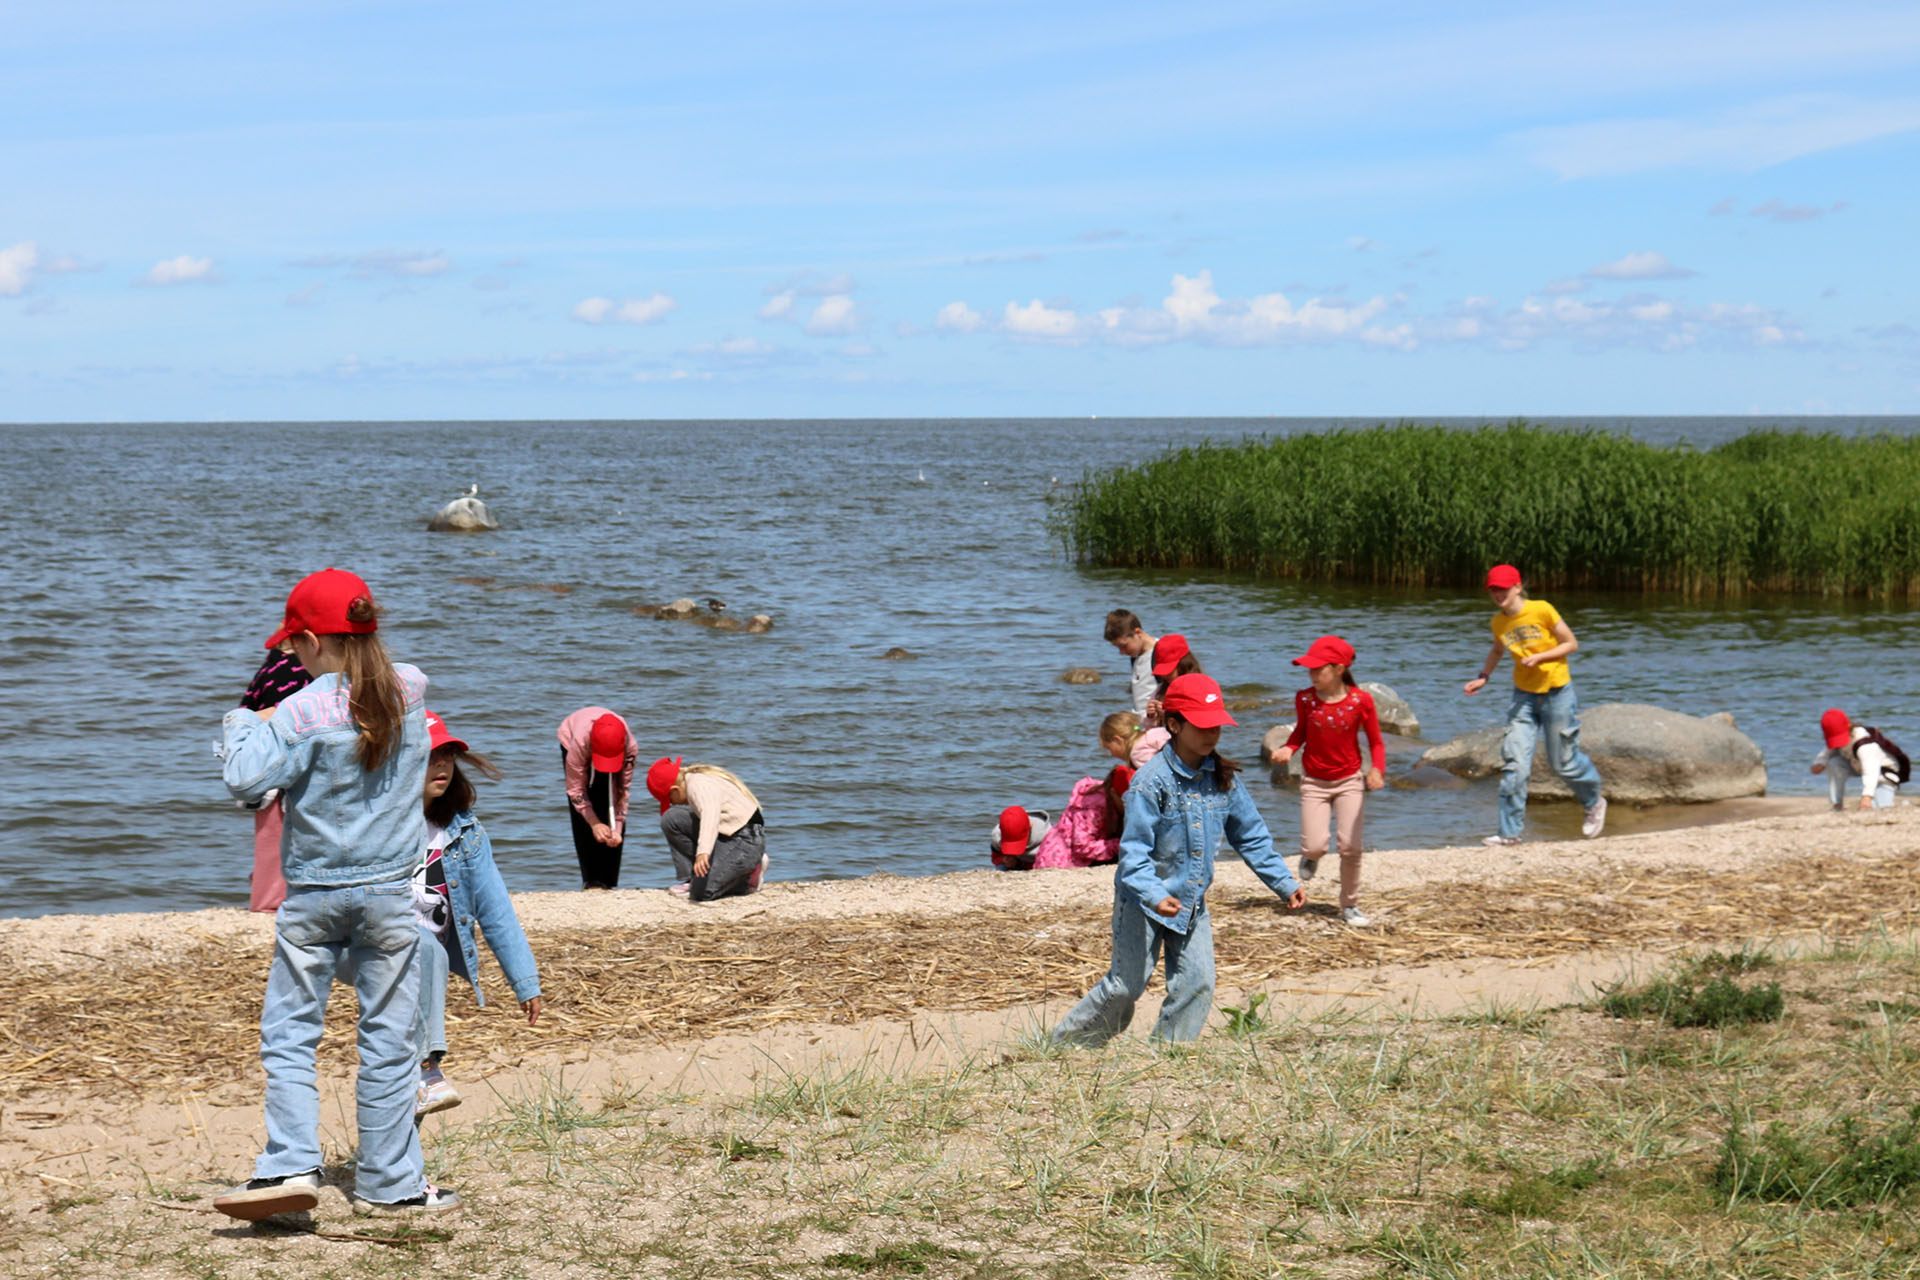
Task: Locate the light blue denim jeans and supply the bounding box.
[1051,896,1216,1046]
[1820,749,1897,809]
[1499,683,1604,839]
[258,880,424,1204]
[413,926,449,1062]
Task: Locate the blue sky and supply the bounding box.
[3,1,1917,420]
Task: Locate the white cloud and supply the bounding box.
[840,343,881,358]
[1750,198,1847,223]
[141,255,216,286]
[686,336,781,359]
[572,293,677,325]
[1475,292,1802,352]
[633,369,712,383]
[805,293,859,336]
[1585,251,1696,281]
[1515,93,1920,178]
[1002,298,1087,344]
[758,290,795,320]
[0,241,39,296]
[934,301,984,333]
[995,272,1414,351]
[1347,236,1378,252]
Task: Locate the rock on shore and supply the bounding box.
[1416,703,1766,804]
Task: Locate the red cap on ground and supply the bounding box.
[1151,633,1191,677]
[645,756,683,812]
[1292,634,1356,669]
[1485,564,1522,591]
[589,713,629,773]
[424,709,467,755]
[265,568,378,649]
[1162,673,1237,728]
[1821,708,1852,749]
[996,805,1033,859]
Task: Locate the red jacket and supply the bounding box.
[1284,687,1384,782]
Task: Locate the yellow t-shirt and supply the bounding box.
[1492,599,1571,693]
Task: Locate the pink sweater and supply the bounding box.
[556,707,638,832]
[1032,777,1119,869]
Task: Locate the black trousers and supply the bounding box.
[564,749,624,888]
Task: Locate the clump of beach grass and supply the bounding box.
[1058,423,1920,597]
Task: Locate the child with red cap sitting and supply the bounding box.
[1270,635,1384,927]
[1053,673,1306,1047]
[989,805,1052,870]
[647,757,768,902]
[557,707,637,889]
[1812,709,1908,811]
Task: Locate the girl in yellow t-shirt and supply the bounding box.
[1461,564,1607,846]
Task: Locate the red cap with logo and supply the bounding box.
[589,714,629,773]
[1485,564,1523,591]
[1151,633,1192,677]
[264,568,378,649]
[1821,708,1851,749]
[1162,672,1237,728]
[645,756,683,812]
[1292,634,1356,669]
[424,709,467,755]
[996,805,1033,859]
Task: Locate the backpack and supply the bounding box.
[1860,727,1912,785]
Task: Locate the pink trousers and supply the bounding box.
[1299,773,1365,909]
[249,801,288,913]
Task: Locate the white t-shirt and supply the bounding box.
[1129,649,1156,716]
[411,823,452,937]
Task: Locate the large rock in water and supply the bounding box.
[1416,703,1766,804]
[1359,681,1419,737]
[427,494,501,532]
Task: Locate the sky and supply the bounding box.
[2,0,1917,421]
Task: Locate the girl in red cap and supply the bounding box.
[1463,564,1606,845]
[1812,709,1908,810]
[646,757,769,902]
[557,707,637,889]
[1053,673,1306,1047]
[1270,635,1384,927]
[1143,633,1200,727]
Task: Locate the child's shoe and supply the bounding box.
[667,881,691,897]
[213,1169,321,1221]
[1296,857,1318,882]
[416,1064,461,1116]
[745,853,769,893]
[351,1183,463,1216]
[1482,835,1522,847]
[1581,797,1608,839]
[1340,906,1372,928]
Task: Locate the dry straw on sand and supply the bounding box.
[5,852,1915,1101]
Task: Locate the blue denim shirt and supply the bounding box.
[436,809,541,1005]
[221,664,430,888]
[1115,744,1300,935]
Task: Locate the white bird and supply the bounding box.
[465,483,479,497]
[915,468,926,484]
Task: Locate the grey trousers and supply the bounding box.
[661,805,765,901]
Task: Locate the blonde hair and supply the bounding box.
[327,596,406,771]
[684,763,762,814]
[1099,711,1144,753]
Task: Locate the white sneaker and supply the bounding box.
[667,881,691,897]
[213,1169,320,1221]
[1340,906,1372,927]
[745,853,769,893]
[1483,835,1522,847]
[1297,857,1319,882]
[416,1068,461,1116]
[351,1182,462,1216]
[1582,797,1608,839]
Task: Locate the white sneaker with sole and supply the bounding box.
[1582,797,1608,839]
[1341,906,1372,928]
[351,1183,462,1217]
[745,852,769,893]
[213,1170,321,1221]
[416,1069,461,1117]
[1483,835,1522,847]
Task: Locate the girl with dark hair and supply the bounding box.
[410,711,541,1116]
[1270,635,1384,927]
[1143,634,1202,727]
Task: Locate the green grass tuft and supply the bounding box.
[1601,973,1785,1028]
[1459,1156,1611,1218]
[1715,1106,1920,1206]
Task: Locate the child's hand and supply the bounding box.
[1146,697,1163,720]
[255,706,276,721]
[1272,746,1293,766]
[693,852,711,878]
[1462,677,1486,696]
[1153,896,1181,917]
[1860,796,1875,812]
[1811,761,1826,774]
[1518,653,1543,668]
[1285,887,1307,910]
[1364,767,1384,791]
[591,821,616,845]
[522,996,542,1025]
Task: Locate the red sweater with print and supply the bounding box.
[1284,688,1385,782]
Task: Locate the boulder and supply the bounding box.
[632,599,772,633]
[1415,702,1766,804]
[1359,681,1419,737]
[427,494,501,532]
[1393,764,1469,791]
[880,647,917,660]
[1061,667,1103,685]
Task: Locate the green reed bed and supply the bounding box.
[1059,423,1920,597]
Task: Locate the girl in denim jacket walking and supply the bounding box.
[214,569,458,1221]
[1053,673,1307,1047]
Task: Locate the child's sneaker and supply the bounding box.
[667,881,691,897]
[745,853,769,893]
[1482,835,1522,847]
[1340,906,1372,928]
[351,1183,462,1217]
[1581,797,1608,839]
[416,1065,461,1116]
[213,1170,321,1221]
[1296,857,1318,882]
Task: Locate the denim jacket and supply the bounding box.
[1115,744,1300,935]
[221,664,430,888]
[436,810,541,1005]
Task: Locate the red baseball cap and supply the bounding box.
[1485,564,1522,591]
[1292,634,1355,669]
[645,756,683,812]
[589,713,629,773]
[264,568,378,649]
[424,709,467,755]
[1109,765,1135,798]
[1162,672,1237,728]
[1152,633,1192,677]
[1821,708,1851,749]
[996,805,1033,859]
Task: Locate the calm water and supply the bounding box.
[3,416,1916,918]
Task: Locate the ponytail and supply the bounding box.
[1342,665,1358,689]
[336,597,405,770]
[1099,710,1143,754]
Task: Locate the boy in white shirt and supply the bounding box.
[1812,708,1906,810]
[1104,610,1158,718]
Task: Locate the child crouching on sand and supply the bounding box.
[648,757,769,901]
[412,710,542,1116]
[1812,709,1909,811]
[1052,674,1306,1046]
[1269,635,1384,928]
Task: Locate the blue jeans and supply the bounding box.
[258,880,425,1204]
[413,926,449,1061]
[1052,896,1216,1046]
[1499,684,1604,839]
[1820,749,1897,808]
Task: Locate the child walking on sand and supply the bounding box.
[1463,564,1607,846]
[1812,708,1909,811]
[1052,673,1306,1046]
[1269,635,1384,927]
[215,568,457,1221]
[412,710,542,1117]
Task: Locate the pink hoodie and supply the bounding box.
[1032,776,1119,869]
